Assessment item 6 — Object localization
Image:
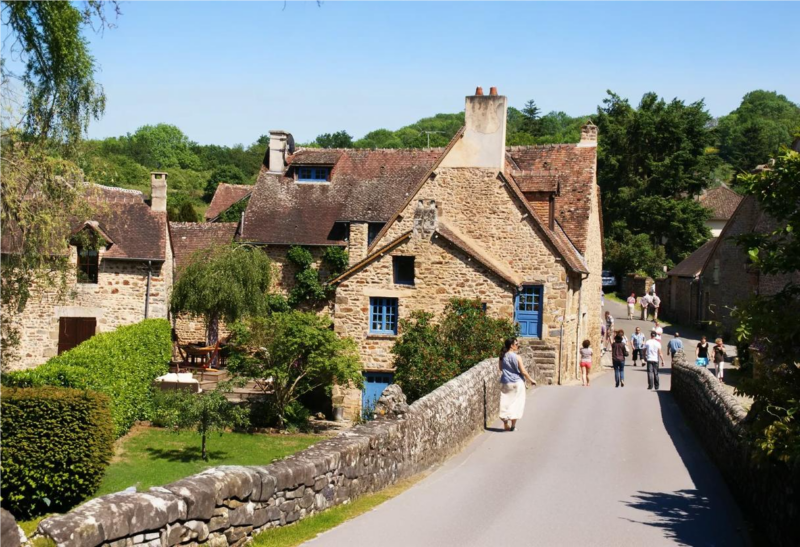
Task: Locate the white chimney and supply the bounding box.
[150,172,167,212]
[268,130,294,173]
[439,87,507,170]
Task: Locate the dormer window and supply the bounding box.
[77,248,99,284]
[296,166,331,183]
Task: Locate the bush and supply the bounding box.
[393,299,518,402]
[1,387,114,519]
[3,319,171,437]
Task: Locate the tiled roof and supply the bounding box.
[506,144,596,255]
[667,238,718,278]
[169,222,238,274]
[241,148,442,245]
[698,186,743,221]
[2,185,167,261]
[205,184,253,221]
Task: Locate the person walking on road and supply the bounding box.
[626,293,636,320]
[640,293,652,321]
[630,327,645,367]
[611,333,627,388]
[651,293,661,322]
[498,338,536,431]
[696,336,710,367]
[667,333,683,366]
[604,311,614,350]
[652,321,663,342]
[579,339,593,387]
[713,338,727,383]
[645,331,664,390]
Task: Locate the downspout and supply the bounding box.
[575,271,590,380]
[144,260,152,319]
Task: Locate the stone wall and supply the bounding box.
[34,358,502,547]
[671,351,800,546]
[620,274,654,300]
[5,248,171,371]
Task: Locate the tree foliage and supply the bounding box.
[731,147,800,464]
[286,245,349,308]
[170,244,274,346]
[595,91,717,274]
[315,130,353,149]
[393,299,518,402]
[126,123,201,170]
[203,164,246,202]
[227,311,362,429]
[717,90,800,173]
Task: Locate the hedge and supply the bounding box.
[3,319,171,437]
[0,387,115,519]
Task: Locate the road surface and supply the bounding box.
[305,301,750,546]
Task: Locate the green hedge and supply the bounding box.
[1,387,115,519]
[3,319,171,437]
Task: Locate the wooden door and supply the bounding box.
[58,317,97,354]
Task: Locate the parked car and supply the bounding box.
[601,269,617,290]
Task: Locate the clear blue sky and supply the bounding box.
[30,2,800,145]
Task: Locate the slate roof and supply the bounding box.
[205,184,253,221]
[667,238,718,278]
[169,222,238,274]
[698,186,743,221]
[506,144,596,255]
[240,148,442,245]
[2,185,167,261]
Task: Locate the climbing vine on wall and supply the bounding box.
[286,245,349,308]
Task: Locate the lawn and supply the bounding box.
[95,427,319,497]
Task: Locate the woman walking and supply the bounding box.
[611,333,627,388]
[696,336,710,367]
[499,338,536,431]
[626,293,636,320]
[580,339,593,386]
[713,338,727,382]
[604,311,614,350]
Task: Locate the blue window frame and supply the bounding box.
[296,166,330,182]
[369,297,398,335]
[363,372,394,414]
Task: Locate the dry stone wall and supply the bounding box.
[34,358,501,547]
[671,351,800,546]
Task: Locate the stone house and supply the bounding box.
[661,237,718,326]
[698,185,743,237]
[204,183,252,222]
[2,173,173,371]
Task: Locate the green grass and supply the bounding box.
[95,427,319,497]
[250,477,422,547]
[18,515,47,538]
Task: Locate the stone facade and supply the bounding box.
[34,358,502,547]
[671,351,800,546]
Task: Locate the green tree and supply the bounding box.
[731,147,800,464]
[169,244,273,350]
[286,245,348,308]
[227,311,362,429]
[717,90,800,172]
[153,387,249,461]
[203,164,246,202]
[126,124,201,170]
[595,91,717,268]
[521,100,541,135]
[172,201,200,222]
[393,299,518,402]
[315,130,353,149]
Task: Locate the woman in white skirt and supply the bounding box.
[499,338,536,432]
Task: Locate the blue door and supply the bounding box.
[515,286,543,338]
[362,372,393,414]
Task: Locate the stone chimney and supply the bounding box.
[268,130,294,174]
[577,121,598,148]
[150,172,167,212]
[439,87,508,170]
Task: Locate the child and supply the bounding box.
[580,339,593,387]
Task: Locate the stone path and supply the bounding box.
[305,302,752,546]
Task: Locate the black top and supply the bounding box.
[697,342,709,359]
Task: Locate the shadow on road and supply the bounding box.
[623,489,712,546]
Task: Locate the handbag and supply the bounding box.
[623,345,630,357]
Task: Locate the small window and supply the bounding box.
[713,259,720,285]
[370,297,398,335]
[393,256,415,286]
[77,248,99,284]
[367,223,385,246]
[296,166,330,182]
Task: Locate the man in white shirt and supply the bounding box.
[640,294,652,321]
[652,322,663,342]
[644,331,664,390]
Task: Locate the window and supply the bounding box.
[393,256,415,286]
[369,297,398,335]
[367,223,385,246]
[77,247,99,284]
[296,166,330,182]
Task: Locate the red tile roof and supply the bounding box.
[169,222,238,274]
[667,237,718,278]
[241,148,442,245]
[698,186,743,221]
[205,184,253,221]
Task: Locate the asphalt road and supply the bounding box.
[305,301,750,547]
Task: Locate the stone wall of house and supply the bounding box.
[347,223,369,266]
[671,351,800,546]
[5,248,170,371]
[33,358,502,547]
[620,274,654,300]
[661,276,701,326]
